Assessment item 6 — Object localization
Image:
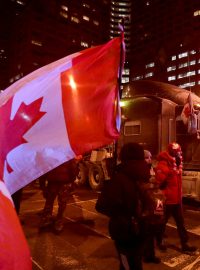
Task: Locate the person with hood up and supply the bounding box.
[107,142,150,270]
[155,142,197,252]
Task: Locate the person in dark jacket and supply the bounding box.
[108,142,150,270]
[39,158,78,233]
[155,142,197,252]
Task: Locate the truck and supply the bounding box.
[77,80,200,201]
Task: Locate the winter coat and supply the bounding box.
[40,159,78,184]
[155,151,182,205]
[108,159,150,241]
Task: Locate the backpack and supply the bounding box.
[139,183,165,225]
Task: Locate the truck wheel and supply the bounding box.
[76,162,88,185]
[89,164,104,191]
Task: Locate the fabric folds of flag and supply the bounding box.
[181,92,197,134]
[181,92,193,125]
[0,37,123,194]
[0,181,31,269]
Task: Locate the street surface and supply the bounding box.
[19,182,200,270]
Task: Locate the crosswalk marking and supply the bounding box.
[163,254,190,267]
[182,254,200,270]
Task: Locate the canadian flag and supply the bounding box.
[181,92,197,134]
[181,92,194,125]
[0,37,123,194]
[0,181,32,269]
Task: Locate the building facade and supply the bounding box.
[0,0,110,89]
[131,0,200,93]
[109,0,132,85]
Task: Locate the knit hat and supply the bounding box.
[120,143,144,162]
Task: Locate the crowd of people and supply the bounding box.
[12,142,197,270]
[105,142,197,270]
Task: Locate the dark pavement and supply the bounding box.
[19,182,200,270]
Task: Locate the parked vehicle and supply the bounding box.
[77,145,114,191]
[77,80,200,201]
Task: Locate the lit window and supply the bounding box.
[71,16,80,23]
[31,40,42,46]
[16,0,25,5]
[83,3,90,8]
[190,60,196,66]
[111,12,126,17]
[167,66,176,71]
[188,71,195,76]
[178,71,195,78]
[178,63,188,68]
[123,69,130,75]
[168,76,176,81]
[93,20,99,26]
[171,55,176,61]
[194,10,200,16]
[179,82,195,88]
[81,41,89,48]
[122,77,129,83]
[61,5,68,11]
[145,72,153,78]
[83,15,89,21]
[133,75,143,81]
[178,52,188,59]
[145,62,155,68]
[178,73,185,78]
[190,50,196,55]
[111,1,131,7]
[111,6,131,12]
[124,121,141,136]
[60,11,68,19]
[15,74,20,80]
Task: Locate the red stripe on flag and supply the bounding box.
[0,191,31,269]
[60,38,121,155]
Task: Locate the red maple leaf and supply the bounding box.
[183,104,191,118]
[0,97,46,181]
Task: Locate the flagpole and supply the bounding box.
[118,18,125,99]
[113,19,125,168]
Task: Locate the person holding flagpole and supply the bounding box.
[39,157,79,233]
[0,23,125,268]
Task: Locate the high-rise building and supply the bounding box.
[131,0,200,94]
[109,0,132,86]
[0,1,14,90]
[0,0,110,89]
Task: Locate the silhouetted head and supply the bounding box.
[120,143,144,162]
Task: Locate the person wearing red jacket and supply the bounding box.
[155,142,196,252]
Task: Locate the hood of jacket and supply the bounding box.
[157,151,176,167]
